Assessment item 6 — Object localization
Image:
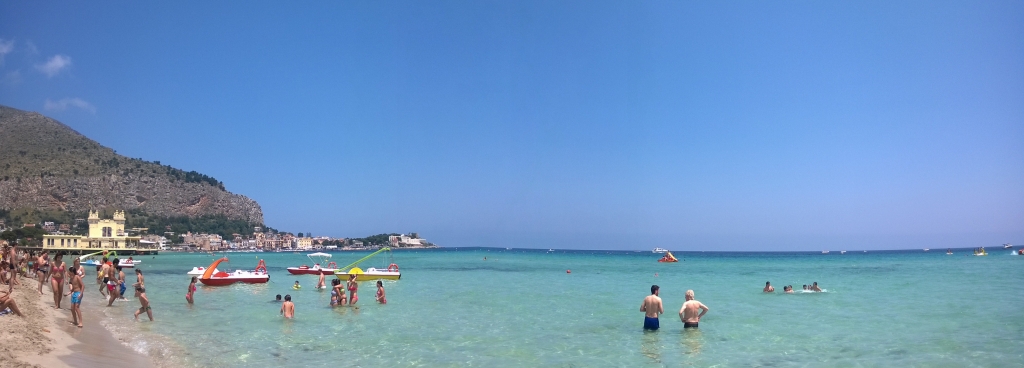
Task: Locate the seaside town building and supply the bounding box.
[40,210,147,253]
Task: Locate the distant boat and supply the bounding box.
[946,249,953,255]
[840,251,846,254]
[923,248,929,252]
[548,249,554,252]
[1004,243,1013,249]
[822,250,830,254]
[652,248,669,253]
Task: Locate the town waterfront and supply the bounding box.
[80,247,1023,367]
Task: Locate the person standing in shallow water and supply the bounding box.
[763,281,774,293]
[347,274,359,305]
[679,290,709,329]
[186,277,197,304]
[641,285,663,330]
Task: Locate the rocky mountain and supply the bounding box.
[0,105,263,224]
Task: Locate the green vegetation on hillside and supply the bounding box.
[0,207,263,243]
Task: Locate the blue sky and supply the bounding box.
[1,1,1022,250]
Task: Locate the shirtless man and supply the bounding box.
[810,282,822,292]
[679,290,709,329]
[105,260,119,306]
[69,266,84,327]
[280,294,294,318]
[640,285,663,330]
[763,281,774,293]
[98,257,110,297]
[134,287,153,321]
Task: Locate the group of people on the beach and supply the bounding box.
[640,285,709,331]
[763,281,823,293]
[276,274,387,319]
[0,243,153,328]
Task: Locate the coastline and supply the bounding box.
[0,279,153,368]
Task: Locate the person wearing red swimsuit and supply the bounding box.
[347,274,358,305]
[375,280,386,304]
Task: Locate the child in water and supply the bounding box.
[293,280,301,290]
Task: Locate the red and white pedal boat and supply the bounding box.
[286,252,338,275]
[198,258,270,286]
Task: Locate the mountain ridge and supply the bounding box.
[0,105,263,224]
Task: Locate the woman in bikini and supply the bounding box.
[186,277,197,304]
[375,280,386,304]
[49,253,66,309]
[347,274,358,305]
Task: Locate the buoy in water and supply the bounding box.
[566,270,571,274]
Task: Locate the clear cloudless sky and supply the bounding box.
[1,1,1022,251]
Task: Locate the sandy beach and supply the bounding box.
[0,278,153,368]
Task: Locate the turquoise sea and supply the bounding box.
[80,248,1024,367]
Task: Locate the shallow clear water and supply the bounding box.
[82,248,1024,367]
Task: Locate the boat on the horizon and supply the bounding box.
[822,250,830,254]
[1004,243,1013,249]
[973,248,988,256]
[652,247,669,253]
[923,248,930,252]
[286,252,338,275]
[840,250,846,254]
[946,249,953,255]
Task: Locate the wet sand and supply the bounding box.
[0,277,153,368]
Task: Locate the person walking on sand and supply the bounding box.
[641,285,663,330]
[763,281,774,293]
[375,280,386,304]
[134,287,153,321]
[49,253,66,309]
[186,277,197,304]
[347,274,359,305]
[36,251,50,295]
[679,290,709,329]
[281,294,294,318]
[69,266,84,327]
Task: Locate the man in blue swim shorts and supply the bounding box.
[641,285,663,330]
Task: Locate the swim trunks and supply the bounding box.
[119,282,127,295]
[644,317,660,330]
[684,322,698,329]
[107,281,116,292]
[71,291,82,305]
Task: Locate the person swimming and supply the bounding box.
[763,281,774,293]
[293,280,301,290]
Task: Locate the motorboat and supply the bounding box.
[198,258,270,286]
[1004,243,1013,249]
[652,248,669,253]
[286,252,338,275]
[822,251,830,254]
[187,266,221,276]
[334,247,401,281]
[923,249,930,252]
[840,251,847,254]
[946,249,953,255]
[657,251,679,263]
[973,248,988,256]
[78,251,140,268]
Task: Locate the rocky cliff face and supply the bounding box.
[0,105,263,223]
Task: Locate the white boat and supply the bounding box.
[1004,243,1013,249]
[286,252,338,275]
[840,251,846,254]
[822,251,830,254]
[923,249,929,252]
[652,248,669,253]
